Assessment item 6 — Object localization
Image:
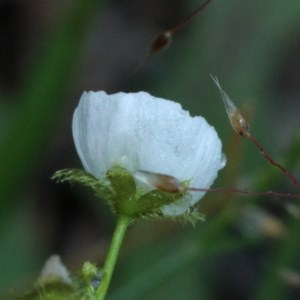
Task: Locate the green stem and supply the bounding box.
[96,215,131,299]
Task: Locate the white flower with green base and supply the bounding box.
[53,90,225,299]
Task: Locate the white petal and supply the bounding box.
[39,255,72,285]
[72,91,225,216]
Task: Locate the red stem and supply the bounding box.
[169,0,212,34]
[188,187,300,199]
[245,133,300,190]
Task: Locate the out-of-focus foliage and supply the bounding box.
[1,0,300,299]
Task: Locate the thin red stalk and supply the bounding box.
[169,0,212,34]
[213,76,300,191]
[244,133,300,190]
[188,187,300,199]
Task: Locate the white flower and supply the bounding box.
[39,255,72,285]
[72,91,225,216]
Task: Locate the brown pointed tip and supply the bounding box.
[150,31,172,55]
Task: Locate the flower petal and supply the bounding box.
[73,91,225,216]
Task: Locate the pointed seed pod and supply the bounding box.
[211,75,250,136]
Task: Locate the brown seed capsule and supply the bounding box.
[150,31,173,55]
[211,75,250,136]
[134,170,185,193]
[149,0,212,55]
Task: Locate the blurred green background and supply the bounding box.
[1,0,300,299]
